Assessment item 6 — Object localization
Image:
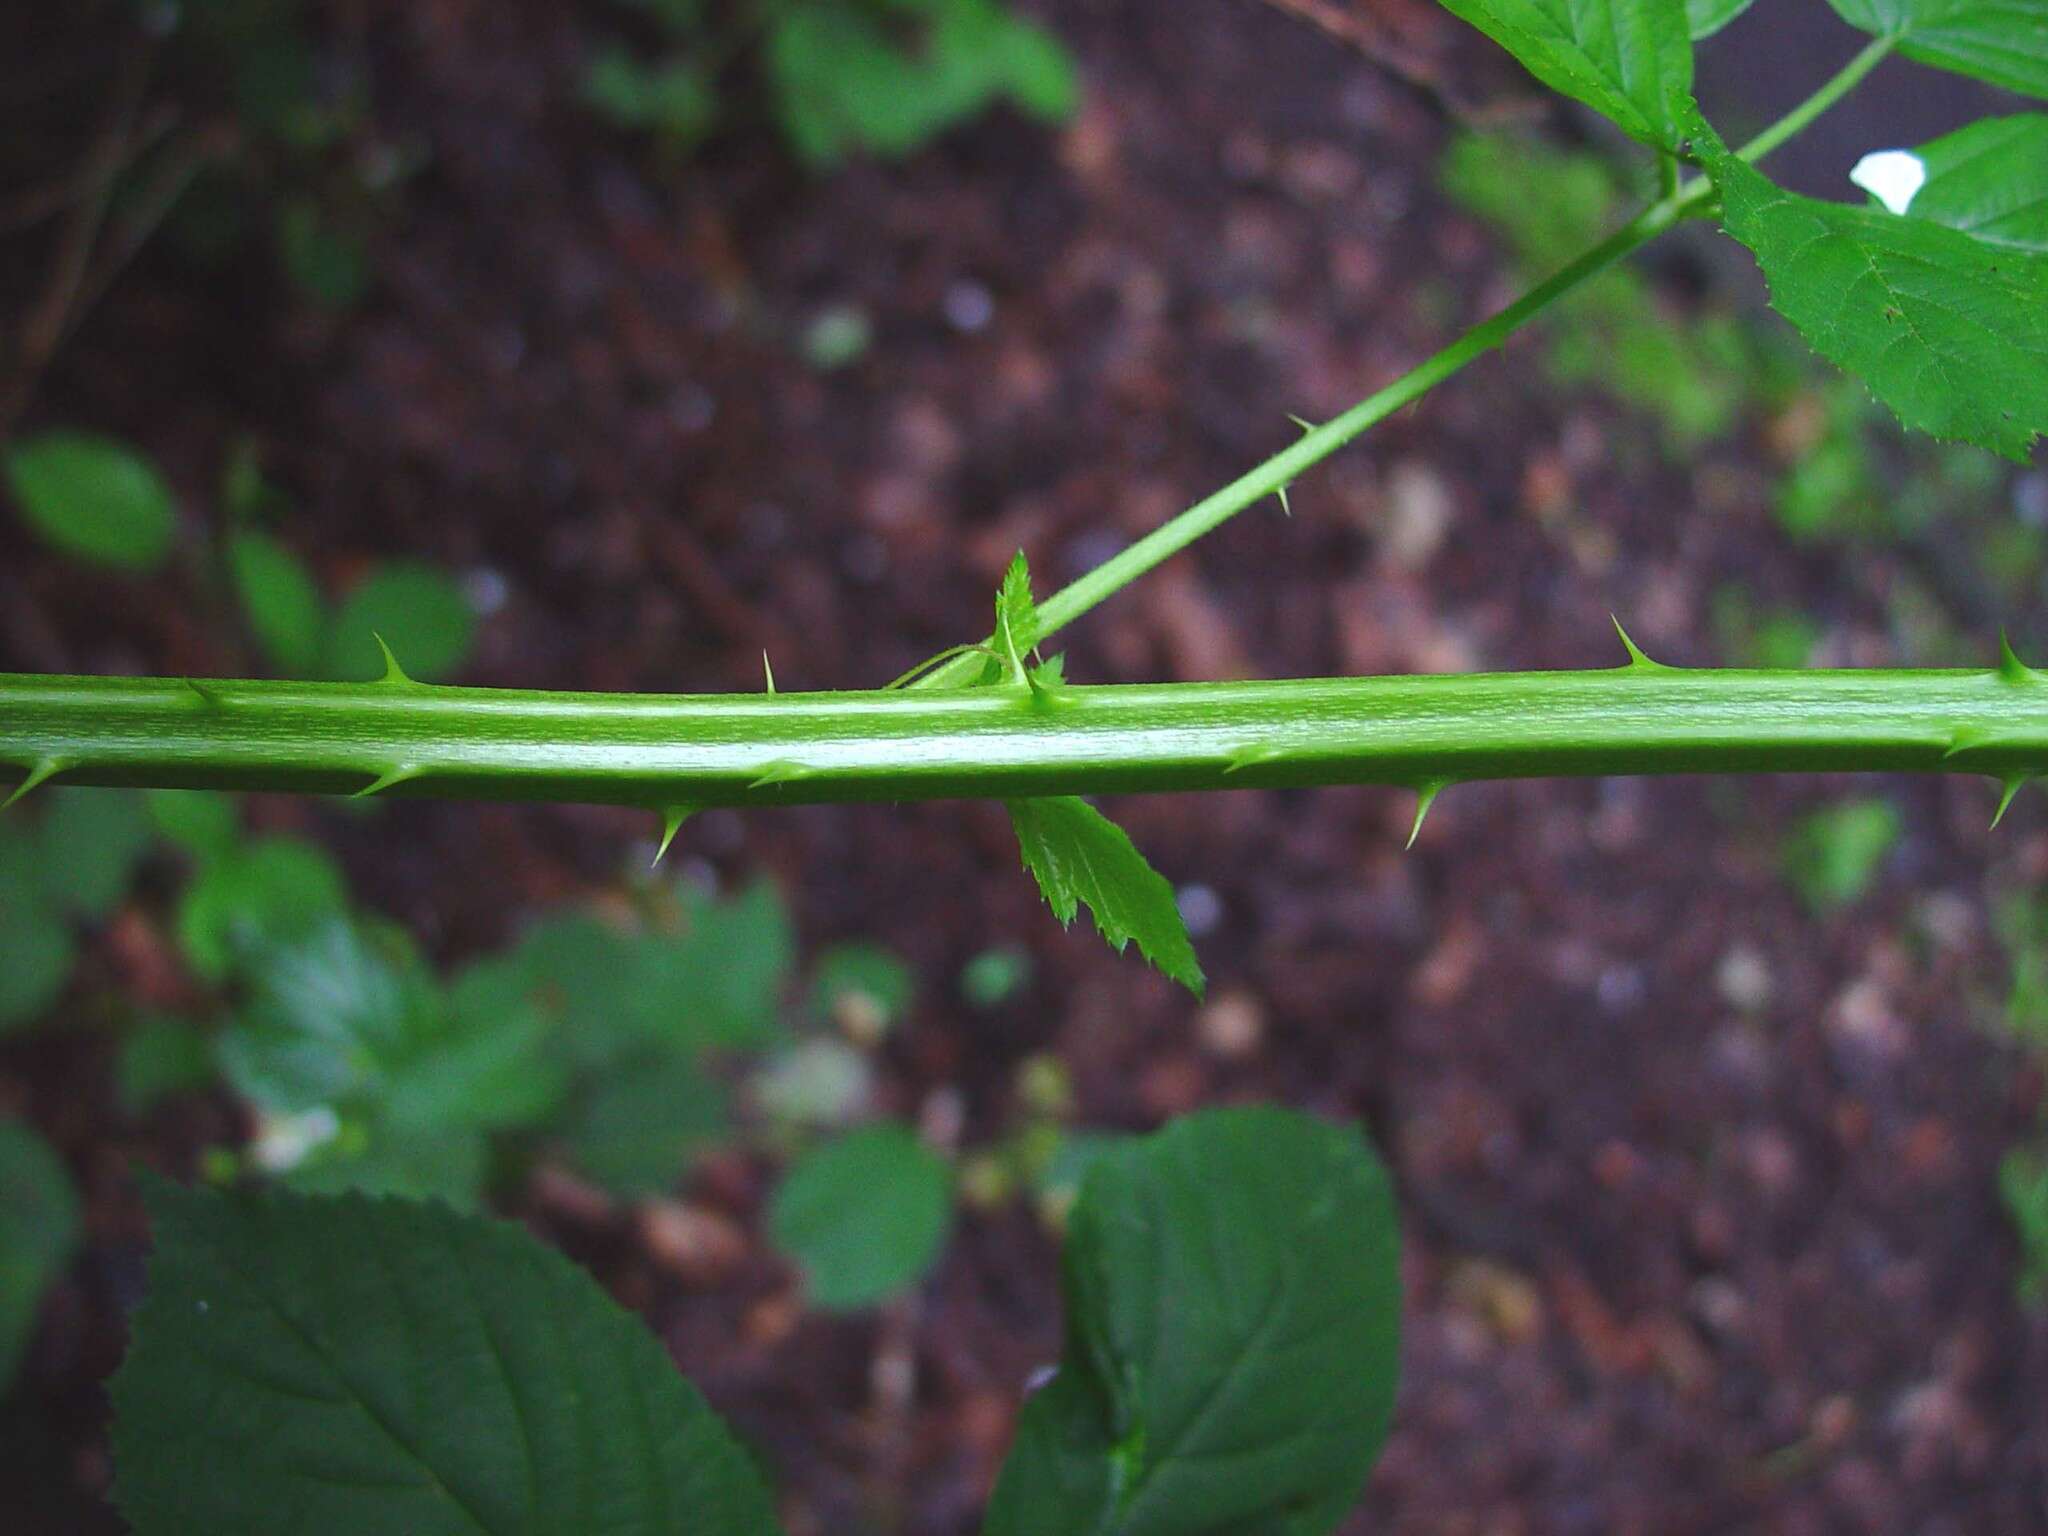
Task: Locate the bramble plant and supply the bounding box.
[7,0,2048,1530]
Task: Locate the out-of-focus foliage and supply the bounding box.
[1781,799,1901,915]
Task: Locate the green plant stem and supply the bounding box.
[1733,34,1895,168]
[916,40,1889,689]
[5,663,2044,811]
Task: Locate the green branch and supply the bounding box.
[6,652,2045,817]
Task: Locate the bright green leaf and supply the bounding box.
[986,1107,1402,1536]
[110,1182,785,1535]
[768,1123,952,1310]
[1687,0,1758,37]
[176,834,349,982]
[36,787,153,919]
[1007,797,1204,996]
[4,431,178,572]
[325,561,477,682]
[1874,114,2048,253]
[1825,0,2048,98]
[227,531,327,674]
[1704,126,2048,460]
[1435,0,1696,149]
[0,1120,80,1390]
[145,789,241,863]
[1782,797,1902,913]
[996,549,1041,676]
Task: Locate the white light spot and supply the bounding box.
[1849,150,1926,216]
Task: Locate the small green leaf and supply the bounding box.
[0,847,72,1033]
[1007,797,1204,995]
[628,881,795,1051]
[227,531,327,674]
[325,562,477,682]
[810,943,915,1034]
[986,1107,1403,1536]
[582,45,719,149]
[1782,797,1902,914]
[1686,0,1757,37]
[1436,0,1696,149]
[4,431,178,572]
[111,1182,785,1535]
[996,549,1041,678]
[1704,123,2048,460]
[117,1017,217,1114]
[176,835,349,982]
[560,1053,728,1199]
[37,787,153,919]
[768,1123,952,1310]
[0,1120,80,1390]
[145,789,240,863]
[1825,0,2048,98]
[1868,114,2048,253]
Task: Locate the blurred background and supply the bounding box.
[4,0,2048,1530]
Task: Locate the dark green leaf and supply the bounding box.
[145,789,241,863]
[4,431,178,572]
[560,1053,728,1199]
[768,1124,952,1310]
[1825,0,2048,98]
[1687,0,1757,37]
[1704,125,2048,459]
[284,1124,491,1209]
[1868,113,2048,253]
[325,561,477,682]
[276,200,369,310]
[381,956,567,1132]
[1436,0,1695,149]
[986,1107,1402,1536]
[227,530,327,674]
[1007,797,1203,996]
[111,1182,785,1535]
[38,787,153,918]
[0,1120,80,1390]
[628,882,794,1051]
[583,45,719,148]
[515,911,644,1067]
[176,834,349,982]
[0,849,72,1033]
[117,1017,218,1114]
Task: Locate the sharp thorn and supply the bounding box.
[1944,726,1992,761]
[749,760,810,790]
[2,757,65,810]
[1999,629,2035,684]
[1994,773,2034,830]
[1407,779,1447,850]
[1286,413,1318,435]
[373,633,417,686]
[762,651,777,695]
[353,762,422,800]
[653,804,695,865]
[1223,745,1284,776]
[181,677,225,708]
[1611,614,1663,670]
[1276,483,1292,518]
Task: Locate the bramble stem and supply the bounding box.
[4,663,2042,810]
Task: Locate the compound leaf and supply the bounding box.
[1825,0,2048,98]
[1704,123,2048,459]
[111,1181,784,1536]
[4,431,178,573]
[0,1119,80,1389]
[985,1106,1403,1536]
[768,1123,952,1310]
[1007,797,1203,996]
[1436,0,1696,149]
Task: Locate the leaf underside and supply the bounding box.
[1825,0,2048,99]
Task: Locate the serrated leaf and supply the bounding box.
[1825,0,2048,98]
[1871,114,2048,252]
[996,548,1041,674]
[0,1120,80,1390]
[1007,797,1203,995]
[1436,0,1695,149]
[768,1123,952,1310]
[227,530,327,674]
[985,1106,1403,1536]
[1687,0,1757,37]
[1704,123,2048,460]
[4,431,178,573]
[111,1182,784,1536]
